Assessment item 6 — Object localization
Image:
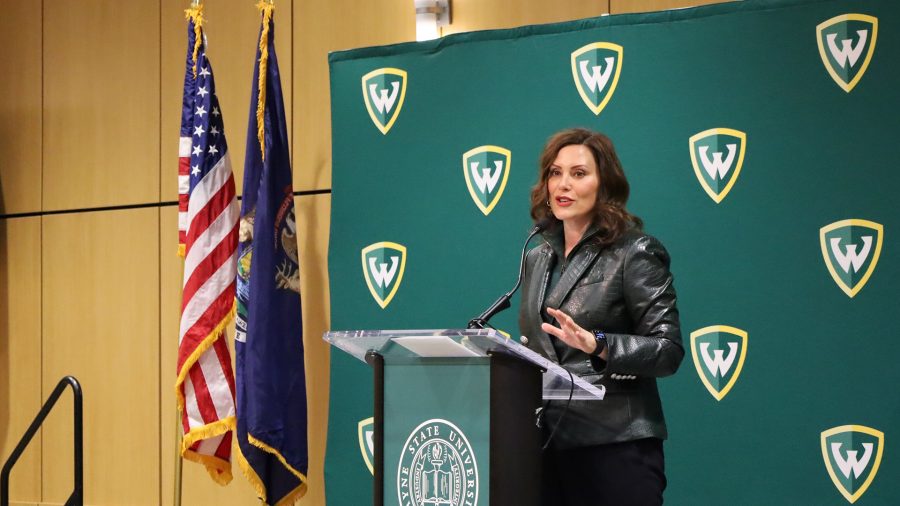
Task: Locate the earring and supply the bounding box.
[546,199,551,207]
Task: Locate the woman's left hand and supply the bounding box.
[541,307,605,358]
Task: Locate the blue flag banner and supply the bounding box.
[235,2,308,504]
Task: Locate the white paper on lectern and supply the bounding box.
[392,336,481,357]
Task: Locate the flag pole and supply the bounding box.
[174,407,184,506]
[174,2,198,505]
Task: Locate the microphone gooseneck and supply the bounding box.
[467,224,543,329]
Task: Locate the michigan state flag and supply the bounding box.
[235,2,308,503]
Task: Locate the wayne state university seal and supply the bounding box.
[397,419,479,506]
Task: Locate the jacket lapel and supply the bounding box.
[543,242,601,311]
[532,224,603,362]
[543,243,601,364]
[530,248,558,360]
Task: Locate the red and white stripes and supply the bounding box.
[176,150,238,484]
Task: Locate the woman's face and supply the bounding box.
[547,144,600,230]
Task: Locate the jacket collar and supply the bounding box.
[541,221,603,310]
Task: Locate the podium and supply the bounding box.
[324,328,605,506]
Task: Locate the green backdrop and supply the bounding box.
[326,0,899,504]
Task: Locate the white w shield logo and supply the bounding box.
[570,42,623,115]
[358,417,375,475]
[689,128,747,204]
[820,219,884,298]
[362,68,408,134]
[821,425,884,503]
[690,325,748,401]
[462,146,512,216]
[817,14,878,93]
[361,242,407,308]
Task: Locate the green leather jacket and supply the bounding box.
[518,224,683,449]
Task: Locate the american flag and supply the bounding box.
[175,7,238,485]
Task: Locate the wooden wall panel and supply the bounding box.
[159,0,189,205]
[0,1,42,215]
[0,218,42,503]
[294,0,414,192]
[160,0,293,203]
[41,209,159,504]
[294,193,330,506]
[443,0,608,35]
[42,0,160,211]
[158,204,180,506]
[610,0,732,15]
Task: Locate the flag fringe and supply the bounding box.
[254,1,274,161]
[236,433,308,505]
[184,4,204,78]
[175,301,236,404]
[175,296,237,485]
[174,302,237,477]
[247,433,309,484]
[235,438,268,502]
[181,415,236,455]
[274,483,308,506]
[177,243,186,258]
[183,443,234,486]
[235,446,308,506]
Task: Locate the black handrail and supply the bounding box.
[1,375,83,506]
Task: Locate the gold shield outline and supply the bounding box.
[570,42,623,116]
[358,417,375,475]
[816,14,878,93]
[462,145,512,216]
[689,128,747,204]
[690,325,748,401]
[821,425,884,504]
[361,241,407,309]
[361,68,408,135]
[819,219,883,298]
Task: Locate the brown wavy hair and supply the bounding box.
[530,128,642,245]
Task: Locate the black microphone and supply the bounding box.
[467,223,544,329]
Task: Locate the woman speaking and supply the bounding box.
[518,128,684,506]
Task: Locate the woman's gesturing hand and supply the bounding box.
[541,307,606,359]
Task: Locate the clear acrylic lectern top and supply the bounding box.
[324,328,605,400]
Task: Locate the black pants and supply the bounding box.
[541,438,666,506]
